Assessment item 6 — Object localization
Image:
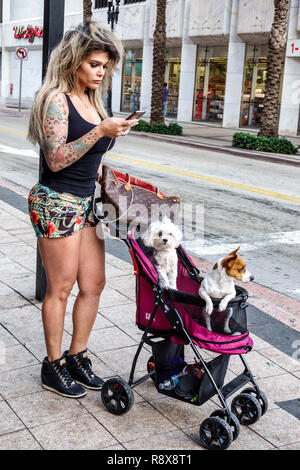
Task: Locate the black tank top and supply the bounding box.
[39,93,114,197]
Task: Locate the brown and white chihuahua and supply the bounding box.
[198,247,254,333]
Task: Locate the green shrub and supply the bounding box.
[131,119,183,136]
[168,122,183,135]
[151,123,169,134]
[232,132,299,155]
[132,119,151,132]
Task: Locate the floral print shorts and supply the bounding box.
[28,183,98,238]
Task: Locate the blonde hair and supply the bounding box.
[27,22,123,148]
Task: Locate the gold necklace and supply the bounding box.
[75,93,92,110]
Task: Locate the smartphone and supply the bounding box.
[125,110,145,120]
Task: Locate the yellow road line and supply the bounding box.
[107,152,300,204]
[0,127,26,137]
[0,124,299,203]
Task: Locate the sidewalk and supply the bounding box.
[0,198,299,451]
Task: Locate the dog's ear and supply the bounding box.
[221,251,238,269]
[228,246,240,257]
[141,225,152,247]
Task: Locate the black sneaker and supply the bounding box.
[64,349,104,390]
[41,356,87,398]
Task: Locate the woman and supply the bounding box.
[27,22,138,398]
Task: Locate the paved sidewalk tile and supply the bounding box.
[29,413,118,450]
[0,429,42,450]
[92,401,177,444]
[124,429,202,450]
[0,364,42,400]
[0,401,25,435]
[7,391,84,428]
[0,344,39,374]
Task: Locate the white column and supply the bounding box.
[222,0,246,128]
[278,0,300,136]
[0,0,11,103]
[111,51,123,114]
[177,0,197,122]
[139,0,153,117]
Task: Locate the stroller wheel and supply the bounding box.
[231,393,262,425]
[199,416,233,450]
[242,387,268,416]
[101,378,134,415]
[147,356,156,382]
[210,409,240,441]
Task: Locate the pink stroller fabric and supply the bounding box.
[128,229,253,355]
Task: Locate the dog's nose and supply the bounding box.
[162,238,168,244]
[250,275,254,281]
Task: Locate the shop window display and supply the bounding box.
[121,49,142,112]
[193,47,227,123]
[240,46,268,127]
[164,56,181,118]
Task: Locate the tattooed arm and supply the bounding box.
[43,93,137,172]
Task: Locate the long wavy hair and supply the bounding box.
[27,22,123,149]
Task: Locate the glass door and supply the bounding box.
[240,45,268,127]
[121,49,142,112]
[193,46,228,123]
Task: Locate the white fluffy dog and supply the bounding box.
[142,218,182,289]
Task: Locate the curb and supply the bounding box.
[130,131,300,168]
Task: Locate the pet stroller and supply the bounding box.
[100,225,268,450]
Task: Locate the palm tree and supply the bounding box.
[150,0,167,125]
[83,0,93,24]
[258,0,289,138]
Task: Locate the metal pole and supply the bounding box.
[18,60,22,112]
[35,0,65,301]
[107,0,121,117]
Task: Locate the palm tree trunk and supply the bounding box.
[150,0,167,125]
[258,0,289,137]
[83,0,93,25]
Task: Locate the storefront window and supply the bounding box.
[193,59,205,120]
[193,46,227,123]
[121,49,142,112]
[240,45,268,127]
[165,58,181,117]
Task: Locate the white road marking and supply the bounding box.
[182,230,300,256]
[0,143,39,158]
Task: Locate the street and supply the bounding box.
[0,114,299,301]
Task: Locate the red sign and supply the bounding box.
[13,25,43,43]
[16,48,28,60]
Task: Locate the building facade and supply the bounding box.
[1,0,300,136]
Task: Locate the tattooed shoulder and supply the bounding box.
[45,93,68,122]
[43,93,69,156]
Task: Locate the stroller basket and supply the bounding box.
[151,339,230,405]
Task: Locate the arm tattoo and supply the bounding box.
[43,94,100,172]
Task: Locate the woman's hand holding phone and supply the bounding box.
[97,117,138,139]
